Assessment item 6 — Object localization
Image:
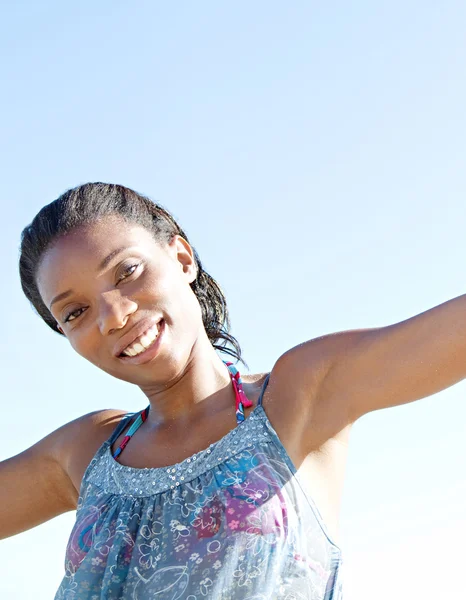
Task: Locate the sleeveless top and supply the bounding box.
[55,364,343,599]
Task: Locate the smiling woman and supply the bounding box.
[10,182,466,599]
[7,183,466,600]
[8,182,346,599]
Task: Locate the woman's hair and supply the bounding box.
[19,182,244,364]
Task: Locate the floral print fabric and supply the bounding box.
[55,405,343,599]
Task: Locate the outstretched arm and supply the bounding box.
[0,431,78,540]
[288,293,466,427]
[0,409,126,540]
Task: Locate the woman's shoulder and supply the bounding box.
[58,408,135,495]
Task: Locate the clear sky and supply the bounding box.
[1,1,466,598]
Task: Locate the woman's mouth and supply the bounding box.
[118,319,165,364]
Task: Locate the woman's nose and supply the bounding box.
[98,292,138,336]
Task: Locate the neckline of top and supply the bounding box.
[111,362,266,463]
[105,403,268,475]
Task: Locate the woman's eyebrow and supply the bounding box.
[50,290,73,310]
[98,246,128,271]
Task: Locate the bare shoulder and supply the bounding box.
[261,340,354,454]
[0,408,133,539]
[56,408,133,495]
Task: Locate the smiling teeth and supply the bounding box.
[122,324,159,357]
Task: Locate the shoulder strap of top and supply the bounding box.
[111,406,150,459]
[257,373,270,407]
[108,412,137,445]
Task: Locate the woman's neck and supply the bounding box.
[139,343,236,427]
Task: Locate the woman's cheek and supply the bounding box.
[68,329,101,365]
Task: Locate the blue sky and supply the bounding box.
[1,1,466,598]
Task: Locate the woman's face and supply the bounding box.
[37,215,203,385]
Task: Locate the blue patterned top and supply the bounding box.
[55,375,343,599]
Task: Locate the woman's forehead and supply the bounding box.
[46,218,157,261]
[36,218,160,303]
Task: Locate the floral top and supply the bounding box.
[55,369,343,599]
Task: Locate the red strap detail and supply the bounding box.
[119,435,131,451]
[230,373,253,409]
[241,394,253,408]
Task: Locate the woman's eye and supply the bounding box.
[64,307,87,323]
[117,263,141,283]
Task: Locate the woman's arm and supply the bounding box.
[286,293,466,430]
[0,432,78,540]
[0,408,126,540]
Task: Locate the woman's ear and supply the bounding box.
[170,235,197,283]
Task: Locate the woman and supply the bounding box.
[3,182,464,599]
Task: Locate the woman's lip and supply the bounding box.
[114,317,162,357]
[117,319,165,365]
